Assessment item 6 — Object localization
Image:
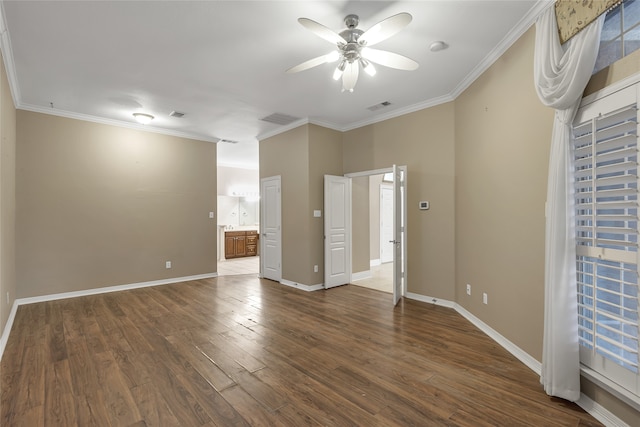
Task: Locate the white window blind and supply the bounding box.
[573,84,640,397]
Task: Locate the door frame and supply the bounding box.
[380,184,393,264]
[344,166,408,299]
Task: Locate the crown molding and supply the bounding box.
[258,1,553,140]
[18,102,220,143]
[4,1,554,146]
[217,162,259,171]
[340,93,456,132]
[0,1,20,107]
[451,0,554,99]
[256,117,309,140]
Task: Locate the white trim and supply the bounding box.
[370,259,381,267]
[404,293,634,426]
[580,72,640,108]
[577,393,630,427]
[259,0,552,138]
[0,272,217,362]
[453,303,542,375]
[0,2,19,107]
[14,273,217,306]
[216,162,259,171]
[345,167,392,178]
[405,292,456,309]
[450,0,552,100]
[351,270,372,281]
[340,94,455,132]
[280,279,323,292]
[0,300,19,361]
[256,118,310,140]
[18,103,220,143]
[581,365,640,412]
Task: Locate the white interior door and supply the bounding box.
[393,165,403,305]
[380,185,393,264]
[324,175,351,289]
[260,176,281,282]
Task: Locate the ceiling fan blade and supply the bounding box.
[298,18,346,45]
[342,61,359,92]
[286,51,339,73]
[359,13,412,46]
[361,48,419,71]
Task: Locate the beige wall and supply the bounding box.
[454,27,552,360]
[259,123,343,286]
[343,103,456,300]
[0,53,16,334]
[16,111,217,298]
[455,27,639,424]
[585,48,640,97]
[351,175,370,274]
[260,125,311,285]
[309,124,344,284]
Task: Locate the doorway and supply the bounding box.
[329,166,407,302]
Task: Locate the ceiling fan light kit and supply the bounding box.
[287,12,419,92]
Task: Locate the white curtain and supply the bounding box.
[534,8,604,401]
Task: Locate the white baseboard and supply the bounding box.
[0,272,217,362]
[453,303,542,375]
[577,393,629,427]
[351,270,372,281]
[280,279,324,292]
[0,277,633,426]
[404,293,628,427]
[370,259,381,267]
[15,273,218,306]
[0,300,19,362]
[405,292,456,308]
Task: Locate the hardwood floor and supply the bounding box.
[1,275,603,426]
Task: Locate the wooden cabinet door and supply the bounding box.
[225,235,237,258]
[235,236,246,257]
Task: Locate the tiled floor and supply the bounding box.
[351,262,393,293]
[217,256,260,276]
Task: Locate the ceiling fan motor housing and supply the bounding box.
[339,14,365,63]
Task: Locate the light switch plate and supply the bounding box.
[313,210,322,217]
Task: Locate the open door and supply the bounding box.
[260,176,282,282]
[324,175,352,288]
[392,165,403,305]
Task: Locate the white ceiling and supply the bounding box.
[1,0,549,169]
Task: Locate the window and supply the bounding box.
[573,82,639,398]
[594,0,640,73]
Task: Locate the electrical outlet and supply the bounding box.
[314,265,318,273]
[209,212,214,219]
[483,293,488,304]
[466,284,471,295]
[166,261,172,269]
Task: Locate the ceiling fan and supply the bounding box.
[286,13,419,92]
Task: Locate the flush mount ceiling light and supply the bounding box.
[133,113,154,125]
[286,13,419,92]
[429,41,448,52]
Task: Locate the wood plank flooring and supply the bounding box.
[1,275,603,426]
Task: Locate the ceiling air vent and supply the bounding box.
[219,139,239,144]
[367,101,392,112]
[260,113,300,125]
[169,111,185,118]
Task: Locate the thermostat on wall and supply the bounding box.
[419,201,429,210]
